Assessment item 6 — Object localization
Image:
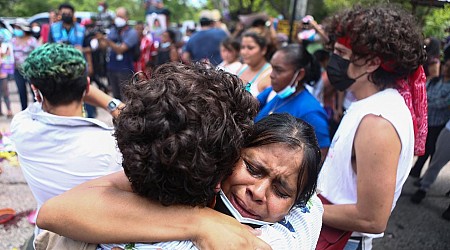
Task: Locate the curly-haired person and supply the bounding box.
[10,43,124,237]
[316,5,428,250]
[100,64,320,249]
[116,62,258,207]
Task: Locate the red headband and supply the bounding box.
[337,36,351,49]
[380,60,396,73]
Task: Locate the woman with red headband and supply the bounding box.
[316,5,427,250]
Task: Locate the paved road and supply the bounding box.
[0,80,449,249]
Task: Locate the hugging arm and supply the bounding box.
[37,171,270,250]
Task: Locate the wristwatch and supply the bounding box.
[107,98,122,112]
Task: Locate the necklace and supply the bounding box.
[268,90,303,115]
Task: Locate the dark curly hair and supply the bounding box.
[325,5,427,89]
[114,62,259,207]
[243,113,322,206]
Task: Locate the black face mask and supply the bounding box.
[61,14,73,24]
[327,53,368,91]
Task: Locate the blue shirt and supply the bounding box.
[49,22,85,46]
[107,26,139,72]
[184,28,227,66]
[256,87,331,148]
[426,78,450,127]
[0,28,12,42]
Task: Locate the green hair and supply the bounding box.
[22,43,86,81]
[22,43,88,106]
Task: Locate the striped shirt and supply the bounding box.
[99,193,323,250]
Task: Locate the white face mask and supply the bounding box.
[161,42,171,48]
[276,70,300,99]
[114,17,127,28]
[32,26,41,33]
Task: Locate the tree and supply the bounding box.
[423,5,450,39]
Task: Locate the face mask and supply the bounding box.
[161,42,171,48]
[277,70,300,99]
[32,26,40,33]
[327,53,367,91]
[13,29,24,37]
[114,17,127,28]
[62,14,74,24]
[98,6,104,12]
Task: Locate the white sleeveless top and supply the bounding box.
[317,88,414,239]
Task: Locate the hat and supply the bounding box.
[13,18,31,32]
[80,18,93,27]
[238,13,268,28]
[199,10,214,22]
[210,9,221,22]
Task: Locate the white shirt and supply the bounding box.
[217,61,243,75]
[100,193,323,250]
[11,103,123,226]
[318,88,414,239]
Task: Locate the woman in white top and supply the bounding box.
[317,5,428,250]
[237,30,272,96]
[217,37,243,75]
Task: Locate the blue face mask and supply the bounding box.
[276,70,300,99]
[13,29,24,37]
[98,6,104,12]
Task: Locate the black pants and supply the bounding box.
[410,124,446,177]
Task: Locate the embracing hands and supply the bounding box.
[192,208,272,250]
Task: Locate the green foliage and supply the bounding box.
[164,0,199,24]
[225,0,280,18]
[323,0,352,13]
[323,0,396,14]
[423,5,450,39]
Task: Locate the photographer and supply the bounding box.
[96,1,114,30]
[297,15,329,56]
[96,6,138,100]
[82,19,109,94]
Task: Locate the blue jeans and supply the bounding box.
[344,239,361,250]
[419,128,450,191]
[344,236,372,250]
[14,68,33,110]
[84,103,97,118]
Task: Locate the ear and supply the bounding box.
[295,68,306,83]
[31,84,43,103]
[85,77,90,95]
[214,182,221,193]
[261,46,267,56]
[366,56,382,73]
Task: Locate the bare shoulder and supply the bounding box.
[354,114,401,170]
[356,114,400,143]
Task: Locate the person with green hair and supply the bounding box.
[10,43,124,238]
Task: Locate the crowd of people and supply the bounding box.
[0,1,449,250]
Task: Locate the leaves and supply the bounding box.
[423,5,450,39]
